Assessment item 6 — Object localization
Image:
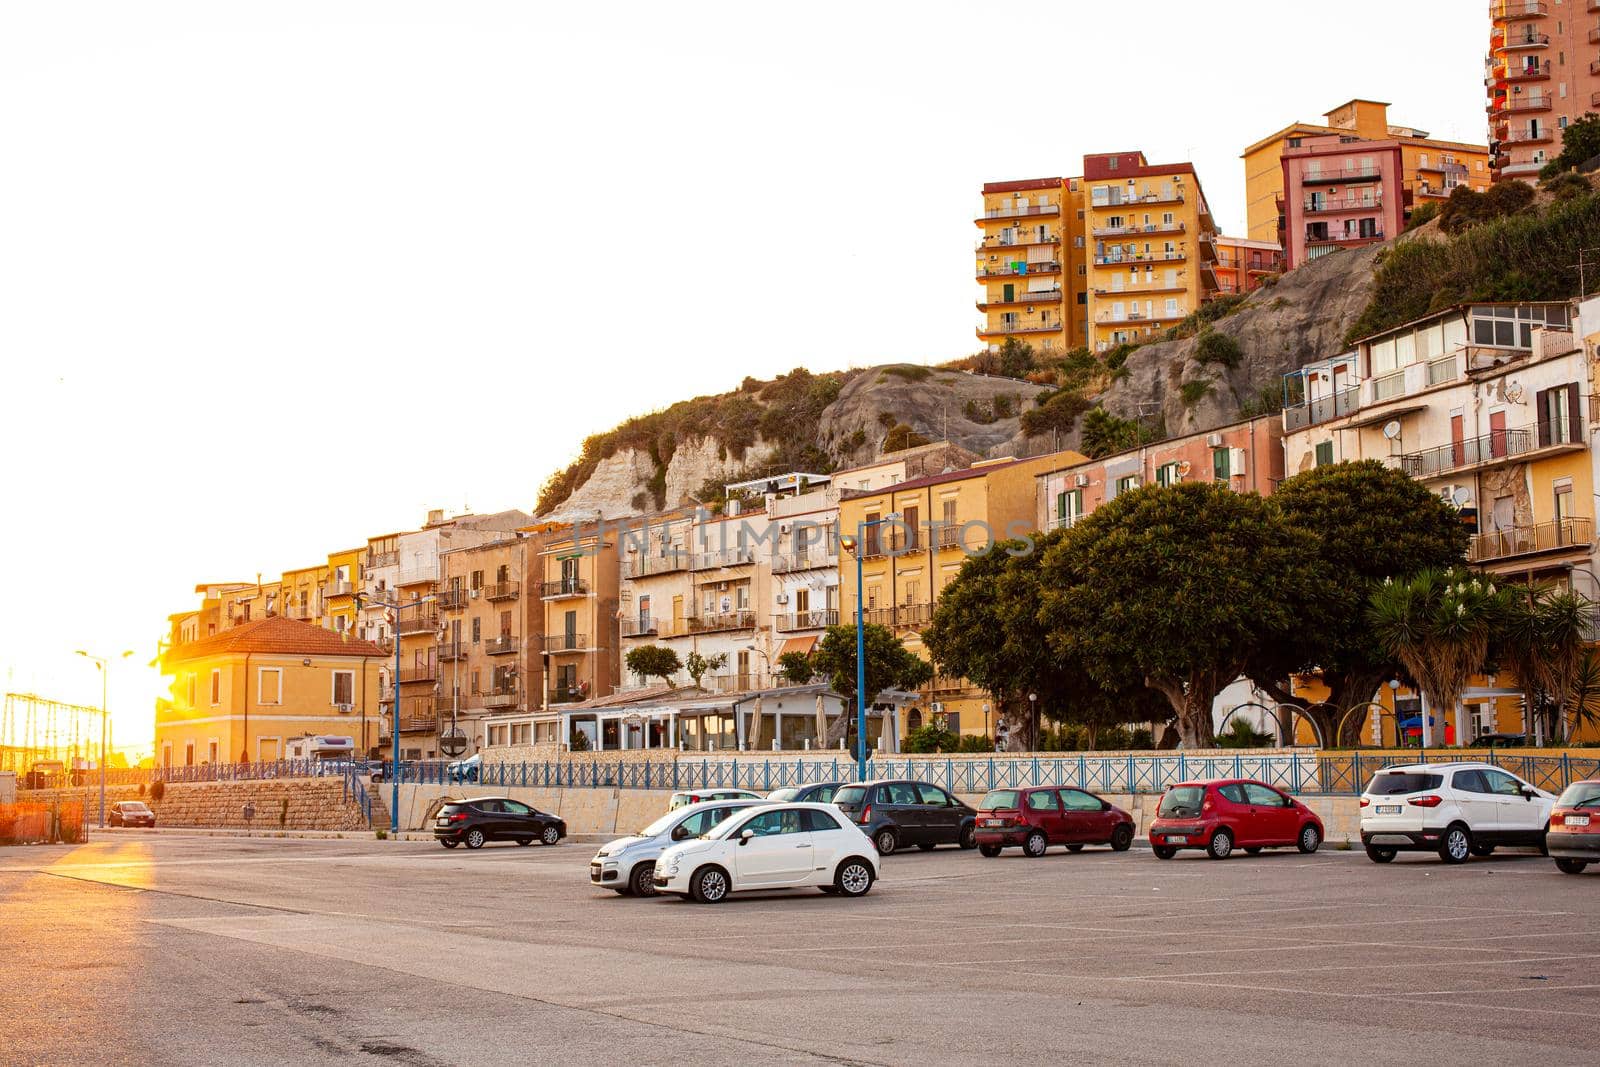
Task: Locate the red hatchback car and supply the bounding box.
[1149,779,1323,860]
[974,786,1135,857]
[1549,778,1600,875]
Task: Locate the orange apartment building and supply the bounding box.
[1211,236,1284,296]
[532,520,622,715]
[1486,0,1600,181]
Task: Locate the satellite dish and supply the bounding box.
[1505,381,1525,403]
[1452,487,1472,507]
[1381,420,1402,440]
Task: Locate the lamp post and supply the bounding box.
[1028,692,1038,751]
[839,513,899,780]
[75,648,133,828]
[355,592,434,836]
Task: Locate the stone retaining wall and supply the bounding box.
[19,779,371,832]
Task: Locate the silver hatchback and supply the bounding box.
[590,798,766,896]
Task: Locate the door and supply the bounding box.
[1450,769,1500,837]
[1024,788,1067,843]
[672,595,684,636]
[1002,283,1015,303]
[880,782,922,842]
[1215,782,1256,844]
[473,799,505,839]
[916,783,962,843]
[732,809,813,886]
[1242,783,1296,843]
[1482,768,1543,838]
[501,799,539,838]
[1450,413,1464,467]
[802,807,848,873]
[1488,410,1507,458]
[1060,788,1112,843]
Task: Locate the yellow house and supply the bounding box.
[280,563,329,625]
[837,452,1083,740]
[156,616,386,765]
[323,546,364,635]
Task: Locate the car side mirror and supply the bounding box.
[739,828,754,846]
[1100,801,1110,812]
[1523,788,1536,800]
[671,826,689,840]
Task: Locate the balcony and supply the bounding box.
[1302,197,1383,215]
[1492,2,1548,20]
[977,203,1059,222]
[621,615,658,637]
[1397,428,1535,478]
[1093,283,1187,297]
[1306,227,1385,249]
[1500,31,1551,49]
[543,632,590,653]
[621,550,689,578]
[439,644,469,662]
[1468,517,1593,564]
[1094,250,1186,266]
[975,234,1060,252]
[896,603,934,629]
[976,289,1062,310]
[1093,309,1186,326]
[977,320,1062,337]
[1091,221,1185,238]
[937,525,963,549]
[686,611,756,634]
[1299,167,1380,185]
[286,607,314,621]
[482,690,519,709]
[1282,385,1361,431]
[775,609,839,632]
[366,550,398,568]
[1499,128,1554,144]
[436,588,467,611]
[484,581,519,601]
[395,610,438,635]
[771,550,839,573]
[976,261,1059,280]
[326,581,354,598]
[541,578,590,599]
[399,713,440,733]
[397,665,437,684]
[863,607,896,627]
[481,635,516,655]
[1416,183,1462,199]
[692,546,756,570]
[547,686,588,705]
[1498,96,1552,113]
[1501,60,1551,82]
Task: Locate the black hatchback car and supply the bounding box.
[434,796,566,849]
[109,801,156,828]
[832,779,977,855]
[765,782,846,804]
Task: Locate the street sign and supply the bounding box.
[440,730,468,757]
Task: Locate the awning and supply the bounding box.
[778,636,818,657]
[1398,716,1436,729]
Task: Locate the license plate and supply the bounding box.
[1567,814,1591,827]
[1167,835,1187,844]
[1377,805,1401,815]
[982,818,1003,827]
[436,818,450,826]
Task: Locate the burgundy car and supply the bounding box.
[1149,779,1322,860]
[974,786,1135,857]
[1549,778,1600,875]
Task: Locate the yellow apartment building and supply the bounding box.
[280,564,329,625]
[156,616,386,765]
[323,547,363,635]
[1242,99,1490,244]
[532,521,621,715]
[975,177,1076,354]
[1080,151,1219,352]
[215,580,281,630]
[437,533,544,753]
[836,452,1083,741]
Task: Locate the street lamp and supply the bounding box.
[1028,692,1038,751]
[76,648,133,828]
[355,591,435,836]
[839,513,899,779]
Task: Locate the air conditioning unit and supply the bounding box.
[469,588,480,599]
[1074,473,1090,487]
[779,523,792,534]
[1206,433,1224,448]
[336,703,353,714]
[775,592,790,605]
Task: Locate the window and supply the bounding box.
[1243,783,1289,807]
[917,784,953,807]
[258,668,282,705]
[1217,783,1248,804]
[1115,475,1138,495]
[1056,489,1082,528]
[471,617,481,643]
[801,808,841,832]
[210,669,221,705]
[1314,441,1334,467]
[187,674,197,707]
[185,741,195,766]
[1481,769,1527,796]
[1026,790,1060,811]
[502,800,533,815]
[1452,769,1489,793]
[1535,383,1579,446]
[1156,462,1182,488]
[1212,447,1231,481]
[207,740,219,764]
[1061,789,1103,812]
[332,670,354,706]
[882,783,920,805]
[740,809,805,836]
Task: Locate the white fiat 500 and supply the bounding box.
[652,802,879,903]
[590,798,766,896]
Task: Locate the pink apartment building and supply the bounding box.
[1279,137,1405,270]
[1486,0,1599,182]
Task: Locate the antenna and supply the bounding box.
[1569,247,1600,300]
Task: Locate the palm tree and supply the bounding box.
[1496,585,1591,742]
[1566,647,1600,741]
[1367,568,1509,741]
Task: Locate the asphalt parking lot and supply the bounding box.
[2,831,1597,1066]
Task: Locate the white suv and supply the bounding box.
[1359,762,1555,864]
[591,799,765,896]
[653,802,879,903]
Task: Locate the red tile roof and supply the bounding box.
[164,616,387,663]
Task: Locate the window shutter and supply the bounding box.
[1535,387,1552,447]
[1566,384,1580,445]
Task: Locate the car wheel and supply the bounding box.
[1206,829,1234,860]
[1066,844,1085,853]
[979,844,1002,858]
[464,828,486,849]
[440,839,459,849]
[1297,824,1321,854]
[689,865,730,904]
[515,838,533,847]
[1470,843,1495,858]
[1438,824,1471,864]
[1023,830,1048,857]
[958,824,977,850]
[835,858,874,898]
[541,825,561,846]
[1365,845,1396,863]
[1555,857,1588,875]
[873,828,897,856]
[1110,825,1133,852]
[1152,846,1176,860]
[630,862,657,897]
[917,843,936,851]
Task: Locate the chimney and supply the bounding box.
[427,509,445,526]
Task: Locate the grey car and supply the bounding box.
[590,798,766,896]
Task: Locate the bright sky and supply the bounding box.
[0,2,1488,750]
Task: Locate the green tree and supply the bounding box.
[1040,482,1316,748]
[810,623,933,717]
[1078,407,1141,458]
[624,645,681,686]
[1565,648,1600,740]
[1495,584,1591,742]
[902,724,959,753]
[1245,460,1468,745]
[1541,113,1600,178]
[683,650,728,688]
[776,650,815,685]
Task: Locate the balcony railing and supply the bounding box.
[437,588,467,611]
[1282,385,1361,431]
[1094,309,1185,325]
[1397,428,1535,478]
[397,665,437,684]
[978,203,1059,220]
[896,603,934,629]
[1501,60,1551,81]
[484,581,519,601]
[482,690,519,709]
[1302,197,1382,214]
[1501,31,1551,48]
[1492,2,1548,20]
[977,289,1062,308]
[326,581,354,598]
[286,607,314,621]
[771,551,839,573]
[1468,517,1593,563]
[975,234,1060,251]
[548,686,588,705]
[439,644,469,662]
[1497,97,1552,114]
[484,636,518,655]
[692,547,756,570]
[1306,228,1385,246]
[1091,221,1185,237]
[1299,167,1380,185]
[863,607,896,627]
[544,633,590,653]
[399,714,440,733]
[976,261,1059,279]
[1094,250,1186,266]
[1499,128,1553,144]
[366,551,398,568]
[774,609,839,632]
[541,578,590,598]
[686,611,756,634]
[396,610,439,634]
[978,320,1061,336]
[621,551,689,578]
[620,616,657,637]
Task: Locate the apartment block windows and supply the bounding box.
[187,674,197,708]
[258,668,282,705]
[210,669,221,706]
[1535,383,1580,447]
[332,671,354,707]
[1314,441,1334,467]
[1555,480,1575,526]
[499,610,512,637]
[1212,447,1231,481]
[1055,489,1082,528]
[471,617,481,643]
[1155,462,1183,488]
[1115,475,1139,495]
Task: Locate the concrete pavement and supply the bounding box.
[2,832,1597,1065]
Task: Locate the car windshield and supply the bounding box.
[638,811,683,837]
[1365,772,1443,796]
[1556,782,1600,808]
[834,786,866,807]
[1158,786,1205,817]
[767,788,800,802]
[980,790,1021,811]
[120,802,150,813]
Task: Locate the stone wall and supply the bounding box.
[19,778,371,831]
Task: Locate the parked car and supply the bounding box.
[1359,762,1554,864]
[446,753,483,784]
[973,786,1134,857]
[667,788,764,810]
[831,779,977,855]
[652,802,879,903]
[108,800,156,828]
[1545,778,1600,875]
[765,782,845,804]
[433,796,565,849]
[591,798,766,896]
[1149,779,1323,860]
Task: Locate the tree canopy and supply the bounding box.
[810,623,933,711]
[624,645,681,686]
